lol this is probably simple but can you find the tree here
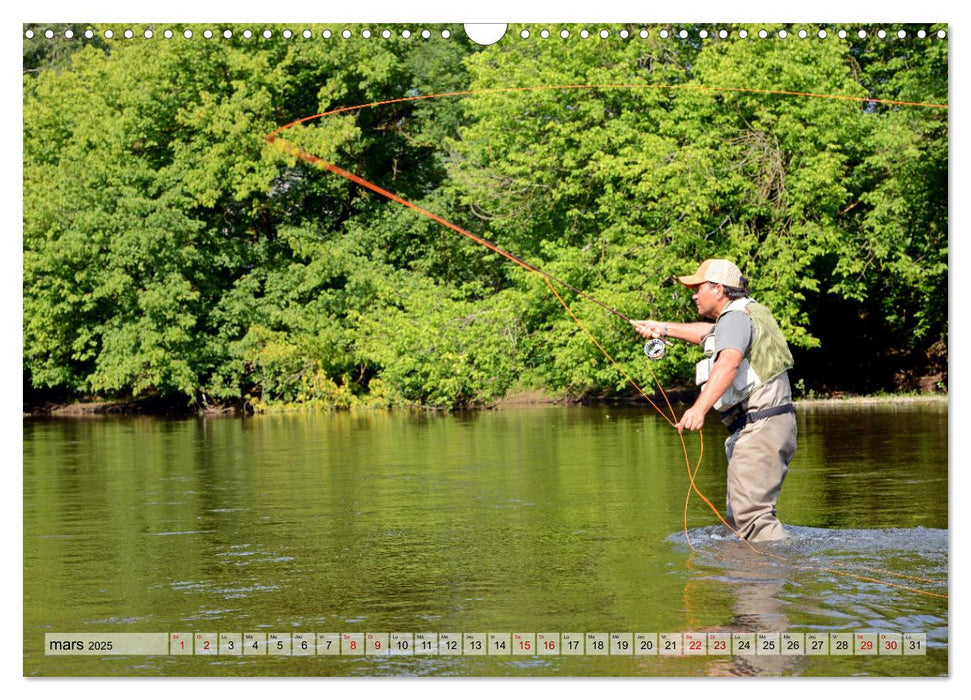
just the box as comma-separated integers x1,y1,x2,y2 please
23,24,948,409
447,23,948,397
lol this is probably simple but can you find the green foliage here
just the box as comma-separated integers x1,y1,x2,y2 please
448,24,947,396
351,272,528,408
23,24,948,409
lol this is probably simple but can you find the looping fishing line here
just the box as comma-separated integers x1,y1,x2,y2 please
266,83,947,601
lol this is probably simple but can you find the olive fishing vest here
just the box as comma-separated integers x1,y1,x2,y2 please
695,298,794,412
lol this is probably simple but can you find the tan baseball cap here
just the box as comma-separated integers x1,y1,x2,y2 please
678,259,744,287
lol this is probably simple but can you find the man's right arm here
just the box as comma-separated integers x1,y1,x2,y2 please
631,320,715,346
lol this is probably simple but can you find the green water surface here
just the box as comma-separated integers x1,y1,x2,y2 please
23,402,948,677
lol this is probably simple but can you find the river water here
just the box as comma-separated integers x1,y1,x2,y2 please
23,401,948,677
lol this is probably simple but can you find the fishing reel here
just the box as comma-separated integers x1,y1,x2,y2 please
644,338,668,361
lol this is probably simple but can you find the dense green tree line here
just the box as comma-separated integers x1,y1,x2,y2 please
23,23,948,410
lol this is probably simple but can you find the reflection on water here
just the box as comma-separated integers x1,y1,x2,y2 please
23,402,948,676
670,524,948,676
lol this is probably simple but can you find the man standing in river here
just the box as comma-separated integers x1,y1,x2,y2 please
631,259,797,542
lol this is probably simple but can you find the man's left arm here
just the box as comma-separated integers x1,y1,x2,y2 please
675,349,743,433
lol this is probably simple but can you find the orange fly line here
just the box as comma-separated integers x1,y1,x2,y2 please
265,83,948,601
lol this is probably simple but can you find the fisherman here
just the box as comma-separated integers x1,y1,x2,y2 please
632,259,797,542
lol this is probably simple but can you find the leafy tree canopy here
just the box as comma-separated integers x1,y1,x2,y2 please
23,24,948,409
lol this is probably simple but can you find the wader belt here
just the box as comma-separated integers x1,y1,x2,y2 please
723,403,795,436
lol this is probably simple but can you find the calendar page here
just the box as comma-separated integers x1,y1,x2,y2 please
20,2,951,687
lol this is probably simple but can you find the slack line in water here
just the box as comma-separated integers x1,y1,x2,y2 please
265,84,947,601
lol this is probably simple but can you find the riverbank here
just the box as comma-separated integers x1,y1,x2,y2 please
491,387,949,409
795,393,947,407
24,397,244,418
26,390,947,417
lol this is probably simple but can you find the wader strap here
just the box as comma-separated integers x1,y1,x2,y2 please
724,403,795,435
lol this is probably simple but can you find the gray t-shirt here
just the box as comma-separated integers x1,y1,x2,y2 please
713,311,753,359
